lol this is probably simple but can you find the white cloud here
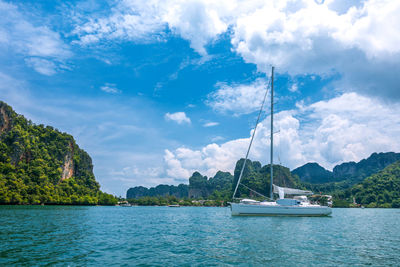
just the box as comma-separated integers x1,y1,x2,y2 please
165,112,191,124
72,1,166,45
72,0,400,100
203,121,219,127
207,78,269,115
25,58,57,76
0,1,71,75
72,0,232,55
164,149,192,179
100,83,121,94
211,136,224,142
161,0,231,55
289,83,298,92
163,92,400,181
230,0,400,98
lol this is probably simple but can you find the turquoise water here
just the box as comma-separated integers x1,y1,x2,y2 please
1,206,400,266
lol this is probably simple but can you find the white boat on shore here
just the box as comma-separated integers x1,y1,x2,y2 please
230,67,331,217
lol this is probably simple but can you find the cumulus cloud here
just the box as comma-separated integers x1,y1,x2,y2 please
0,1,71,75
163,92,400,181
161,0,231,55
164,138,249,179
72,0,232,55
164,149,192,179
165,112,191,124
207,78,269,115
73,0,400,100
230,0,400,99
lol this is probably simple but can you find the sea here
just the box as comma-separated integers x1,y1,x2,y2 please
1,206,399,266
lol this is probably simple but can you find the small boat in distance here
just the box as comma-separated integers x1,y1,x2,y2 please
118,201,132,207
168,204,180,207
230,66,331,216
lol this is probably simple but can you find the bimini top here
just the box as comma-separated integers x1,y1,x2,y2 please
273,184,313,199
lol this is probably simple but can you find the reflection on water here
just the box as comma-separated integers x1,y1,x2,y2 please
1,206,399,266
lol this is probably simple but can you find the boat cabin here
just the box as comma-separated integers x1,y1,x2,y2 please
276,199,301,206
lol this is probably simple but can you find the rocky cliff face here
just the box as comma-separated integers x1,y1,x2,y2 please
332,162,357,179
332,152,400,182
0,104,11,133
188,172,210,198
292,162,333,183
293,152,400,184
61,142,74,180
233,158,301,198
0,101,114,205
0,101,81,183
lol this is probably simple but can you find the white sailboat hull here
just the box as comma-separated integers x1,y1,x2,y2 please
230,203,332,216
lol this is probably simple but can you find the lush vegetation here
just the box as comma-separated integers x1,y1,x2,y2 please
292,162,333,183
349,161,400,208
293,153,400,207
127,156,400,208
189,170,233,198
0,101,117,205
127,184,188,199
127,170,233,200
126,158,303,205
293,152,400,185
332,152,400,183
232,158,302,199
127,195,226,207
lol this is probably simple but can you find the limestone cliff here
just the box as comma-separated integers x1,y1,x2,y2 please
61,142,74,180
0,104,11,133
0,100,116,205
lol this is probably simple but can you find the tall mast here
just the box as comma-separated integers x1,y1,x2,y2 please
270,66,274,200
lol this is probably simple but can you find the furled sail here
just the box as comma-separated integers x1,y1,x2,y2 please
273,184,313,199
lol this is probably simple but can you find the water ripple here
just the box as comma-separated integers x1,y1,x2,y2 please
1,206,400,266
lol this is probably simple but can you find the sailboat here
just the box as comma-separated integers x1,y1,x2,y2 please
230,67,332,216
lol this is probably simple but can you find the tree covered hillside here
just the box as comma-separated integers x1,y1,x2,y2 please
0,101,117,205
127,184,188,199
293,152,400,186
127,170,233,199
233,158,302,199
350,161,400,208
292,162,333,184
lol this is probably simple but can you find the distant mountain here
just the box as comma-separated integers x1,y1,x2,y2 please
126,152,400,203
351,160,400,208
126,184,188,199
233,158,301,199
126,158,303,200
292,163,333,184
0,101,117,205
126,170,233,199
333,152,400,183
293,152,400,185
189,170,233,198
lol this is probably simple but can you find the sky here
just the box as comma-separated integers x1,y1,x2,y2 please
1,0,400,196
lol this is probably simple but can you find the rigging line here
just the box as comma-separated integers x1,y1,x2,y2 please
232,78,271,199
277,127,285,187
240,182,269,199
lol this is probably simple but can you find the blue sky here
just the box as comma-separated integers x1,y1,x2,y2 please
1,0,400,196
